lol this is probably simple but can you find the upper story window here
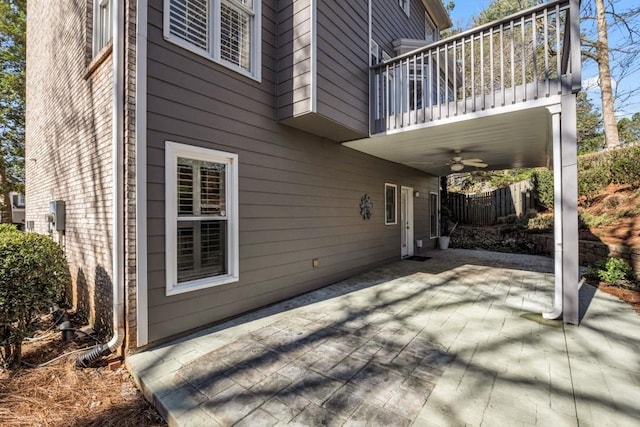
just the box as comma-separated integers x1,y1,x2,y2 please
370,39,380,65
165,142,239,295
165,0,262,80
425,12,437,43
399,0,410,17
93,0,112,56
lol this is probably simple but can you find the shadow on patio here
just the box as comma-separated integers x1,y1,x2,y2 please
127,249,640,426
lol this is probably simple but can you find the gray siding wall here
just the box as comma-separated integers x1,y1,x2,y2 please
146,0,438,344
276,0,312,120
373,0,428,56
315,1,369,136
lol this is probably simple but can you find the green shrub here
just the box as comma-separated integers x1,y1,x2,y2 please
578,165,611,201
597,257,635,288
0,232,70,368
527,215,554,233
579,211,616,228
532,168,554,210
0,224,19,234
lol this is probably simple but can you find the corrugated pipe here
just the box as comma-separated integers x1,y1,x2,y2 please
77,0,125,368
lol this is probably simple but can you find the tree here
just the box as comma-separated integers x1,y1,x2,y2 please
581,0,640,148
617,113,640,145
577,92,605,154
0,0,25,222
467,0,640,150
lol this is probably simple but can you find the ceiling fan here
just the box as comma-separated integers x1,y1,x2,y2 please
448,150,488,172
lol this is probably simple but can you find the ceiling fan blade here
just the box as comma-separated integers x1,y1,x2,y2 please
463,161,488,168
461,158,484,164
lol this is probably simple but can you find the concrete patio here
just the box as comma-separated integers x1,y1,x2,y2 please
127,249,640,426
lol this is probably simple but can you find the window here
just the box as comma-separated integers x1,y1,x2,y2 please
165,0,262,79
93,0,112,56
11,193,25,209
165,142,239,295
430,192,439,238
399,0,410,17
425,12,437,43
370,39,380,66
385,184,397,225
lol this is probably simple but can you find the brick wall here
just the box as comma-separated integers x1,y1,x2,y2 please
124,1,138,350
25,0,136,340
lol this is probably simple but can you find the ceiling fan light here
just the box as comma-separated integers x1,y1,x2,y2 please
450,163,464,172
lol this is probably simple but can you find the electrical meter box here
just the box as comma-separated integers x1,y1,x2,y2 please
49,200,66,232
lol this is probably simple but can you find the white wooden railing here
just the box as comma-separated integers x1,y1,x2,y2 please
370,0,581,134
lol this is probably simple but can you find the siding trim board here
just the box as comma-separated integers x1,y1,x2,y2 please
135,0,149,347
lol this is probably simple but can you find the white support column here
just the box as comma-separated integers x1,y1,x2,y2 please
543,96,579,324
561,94,579,324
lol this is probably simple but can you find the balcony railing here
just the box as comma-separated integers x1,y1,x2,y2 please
370,0,581,134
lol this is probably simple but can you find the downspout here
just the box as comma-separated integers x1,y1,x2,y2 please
543,105,563,320
77,0,125,366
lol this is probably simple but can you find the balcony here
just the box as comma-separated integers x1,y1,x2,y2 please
370,0,579,135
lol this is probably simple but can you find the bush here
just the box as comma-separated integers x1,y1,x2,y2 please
0,223,19,234
0,232,70,368
596,258,636,288
532,168,554,211
527,214,554,233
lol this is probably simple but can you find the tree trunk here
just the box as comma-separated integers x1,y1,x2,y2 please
595,0,620,149
0,163,11,224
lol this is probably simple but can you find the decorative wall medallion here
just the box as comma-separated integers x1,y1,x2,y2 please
360,194,373,220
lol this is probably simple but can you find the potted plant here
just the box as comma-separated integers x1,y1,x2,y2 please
438,219,458,250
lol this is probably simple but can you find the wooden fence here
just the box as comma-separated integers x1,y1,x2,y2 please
448,180,536,226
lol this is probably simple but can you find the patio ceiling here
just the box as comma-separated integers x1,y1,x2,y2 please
343,106,553,177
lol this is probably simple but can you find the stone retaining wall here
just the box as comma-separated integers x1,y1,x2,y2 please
530,234,640,274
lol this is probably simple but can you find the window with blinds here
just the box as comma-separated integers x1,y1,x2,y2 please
165,0,261,78
176,158,227,283
168,0,209,51
166,142,239,295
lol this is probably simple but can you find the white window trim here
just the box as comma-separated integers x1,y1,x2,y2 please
93,0,112,57
165,141,239,296
370,39,379,65
425,11,437,43
385,183,398,225
163,0,262,81
399,0,410,17
430,191,440,238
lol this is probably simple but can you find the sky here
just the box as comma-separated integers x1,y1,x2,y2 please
448,0,640,118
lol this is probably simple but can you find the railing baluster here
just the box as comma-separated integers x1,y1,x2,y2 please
421,51,425,123
462,36,466,114
437,45,441,120
532,12,538,99
471,35,475,111
556,4,561,93
453,39,458,116
521,15,526,101
511,20,515,104
445,42,449,117
500,23,505,106
480,31,485,110
428,49,433,121
490,27,495,108
544,8,549,96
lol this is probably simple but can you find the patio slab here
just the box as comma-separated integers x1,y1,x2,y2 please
127,249,640,426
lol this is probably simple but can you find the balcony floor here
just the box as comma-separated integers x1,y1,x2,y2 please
344,104,556,176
